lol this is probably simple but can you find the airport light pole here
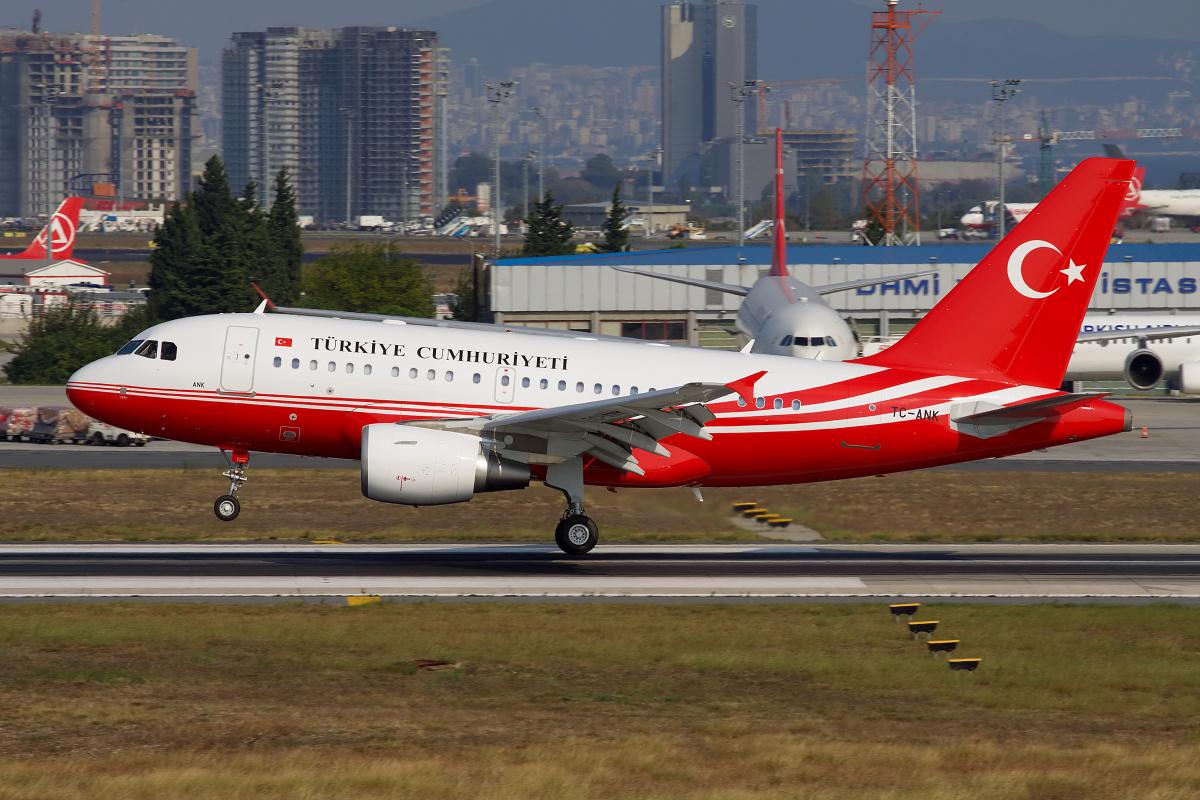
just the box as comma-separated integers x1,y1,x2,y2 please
729,79,761,248
487,81,516,257
523,150,536,220
642,147,660,238
340,107,354,225
991,79,1022,240
532,106,548,203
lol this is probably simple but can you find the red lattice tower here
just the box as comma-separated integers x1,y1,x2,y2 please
861,1,938,245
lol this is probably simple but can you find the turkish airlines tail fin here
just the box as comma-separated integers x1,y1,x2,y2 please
1119,166,1145,218
2,198,84,260
855,157,1135,388
768,128,788,278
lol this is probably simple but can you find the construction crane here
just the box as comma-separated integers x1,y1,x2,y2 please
755,78,857,133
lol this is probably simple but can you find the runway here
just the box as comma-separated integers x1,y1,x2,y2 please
3,543,1200,603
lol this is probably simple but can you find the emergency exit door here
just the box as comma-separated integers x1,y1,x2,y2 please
220,326,259,393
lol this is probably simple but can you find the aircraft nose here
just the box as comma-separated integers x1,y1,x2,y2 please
66,357,116,415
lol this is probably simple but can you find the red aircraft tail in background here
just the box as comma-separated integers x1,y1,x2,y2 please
767,128,788,279
856,157,1135,388
1118,166,1147,218
0,198,84,261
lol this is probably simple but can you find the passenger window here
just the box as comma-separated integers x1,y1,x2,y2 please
133,340,158,359
791,400,800,411
346,363,354,374
773,397,782,409
576,382,584,392
116,339,144,355
310,360,318,370
363,364,372,375
445,371,454,382
558,380,566,391
756,397,766,409
631,386,638,394
427,370,436,380
409,368,418,379
161,341,178,361
593,383,602,394
539,378,548,389
612,385,620,396
473,373,481,384
327,361,335,372
794,336,808,346
391,366,400,377
291,358,299,369
780,335,792,347
501,375,510,386
737,396,747,407
521,377,530,388
273,357,282,368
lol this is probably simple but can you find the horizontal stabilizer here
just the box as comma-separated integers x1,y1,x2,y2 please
1076,326,1200,345
813,270,937,296
609,265,750,296
951,392,1108,439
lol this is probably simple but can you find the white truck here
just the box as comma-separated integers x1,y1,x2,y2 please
87,421,150,447
355,215,387,231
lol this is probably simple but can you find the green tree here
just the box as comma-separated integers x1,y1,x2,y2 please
192,155,237,237
581,153,619,191
299,241,434,318
521,191,575,257
267,167,304,306
448,267,478,322
598,182,629,253
240,180,275,309
147,199,203,321
3,303,153,385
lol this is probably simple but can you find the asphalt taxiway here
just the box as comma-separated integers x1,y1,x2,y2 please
3,543,1200,603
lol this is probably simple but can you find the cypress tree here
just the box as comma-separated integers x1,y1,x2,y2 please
192,155,237,237
521,191,576,257
148,198,203,321
268,167,304,305
598,182,629,253
241,180,276,309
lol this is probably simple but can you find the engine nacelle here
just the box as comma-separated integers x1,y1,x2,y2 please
1180,361,1200,394
361,423,530,506
1124,349,1164,391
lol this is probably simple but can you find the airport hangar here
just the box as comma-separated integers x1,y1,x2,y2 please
490,243,1200,347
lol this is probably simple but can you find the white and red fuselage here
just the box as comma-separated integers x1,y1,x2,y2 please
66,312,1129,489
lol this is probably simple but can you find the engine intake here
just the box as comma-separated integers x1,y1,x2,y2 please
1124,349,1163,391
361,423,530,506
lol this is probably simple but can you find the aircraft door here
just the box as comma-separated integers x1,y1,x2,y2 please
220,326,260,393
494,367,515,404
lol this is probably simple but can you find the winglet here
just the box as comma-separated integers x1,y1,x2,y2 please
250,282,276,309
725,370,767,404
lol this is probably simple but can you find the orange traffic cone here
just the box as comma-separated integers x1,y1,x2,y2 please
1141,426,1149,438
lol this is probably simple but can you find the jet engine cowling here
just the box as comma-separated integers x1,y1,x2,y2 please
361,423,530,506
1124,349,1164,391
1180,361,1200,394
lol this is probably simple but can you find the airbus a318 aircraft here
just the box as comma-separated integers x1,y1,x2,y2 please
611,131,930,359
68,158,1134,554
0,198,84,261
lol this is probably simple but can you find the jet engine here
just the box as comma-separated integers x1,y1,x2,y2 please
1124,349,1164,391
1180,361,1200,394
361,423,530,506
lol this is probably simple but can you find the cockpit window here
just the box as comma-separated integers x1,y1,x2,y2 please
780,335,792,347
116,339,144,355
794,336,809,347
133,340,158,359
161,341,177,361
825,336,836,347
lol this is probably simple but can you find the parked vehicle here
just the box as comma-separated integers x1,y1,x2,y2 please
25,407,91,444
86,420,149,447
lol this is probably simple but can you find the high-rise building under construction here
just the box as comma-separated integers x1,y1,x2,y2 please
0,29,196,218
223,26,442,223
661,0,757,188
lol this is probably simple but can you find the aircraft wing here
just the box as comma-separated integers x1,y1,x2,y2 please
608,265,751,296
268,305,638,346
1076,326,1200,345
429,372,764,475
812,270,937,296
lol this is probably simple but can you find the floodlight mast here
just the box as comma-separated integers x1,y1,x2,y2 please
487,81,517,257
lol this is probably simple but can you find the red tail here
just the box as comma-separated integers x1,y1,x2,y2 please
1118,166,1145,218
768,128,788,278
856,158,1135,388
0,198,83,261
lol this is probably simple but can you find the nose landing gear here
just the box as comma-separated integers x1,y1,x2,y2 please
214,448,250,522
546,458,599,555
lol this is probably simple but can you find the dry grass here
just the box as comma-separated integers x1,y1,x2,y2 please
1,468,1199,543
0,602,1197,798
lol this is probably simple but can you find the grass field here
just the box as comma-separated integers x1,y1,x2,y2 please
1,467,1198,543
0,602,1197,798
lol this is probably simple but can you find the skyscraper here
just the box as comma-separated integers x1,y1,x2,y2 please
661,0,757,189
223,26,439,222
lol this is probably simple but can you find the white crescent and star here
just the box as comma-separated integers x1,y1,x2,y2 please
1006,239,1087,299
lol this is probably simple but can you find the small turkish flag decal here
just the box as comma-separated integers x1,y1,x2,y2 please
275,337,292,347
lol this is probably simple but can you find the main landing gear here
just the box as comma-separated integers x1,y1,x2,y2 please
214,448,250,522
546,458,599,555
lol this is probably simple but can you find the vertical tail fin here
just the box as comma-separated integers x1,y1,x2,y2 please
10,198,83,260
1119,166,1145,218
856,158,1135,388
768,128,788,278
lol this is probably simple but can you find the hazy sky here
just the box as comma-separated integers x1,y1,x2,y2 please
3,0,1199,65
